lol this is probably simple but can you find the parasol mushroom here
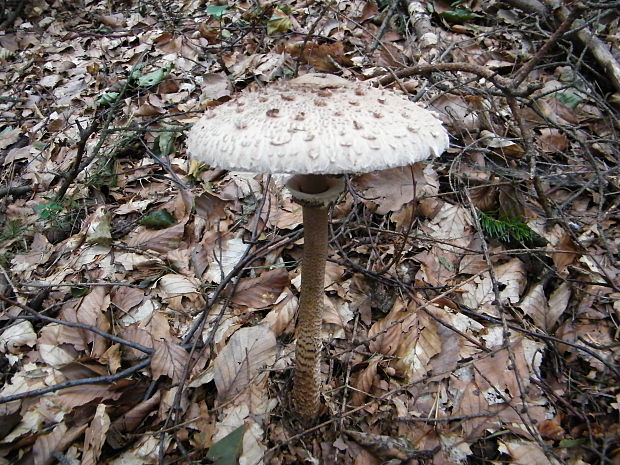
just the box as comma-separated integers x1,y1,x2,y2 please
186,73,449,422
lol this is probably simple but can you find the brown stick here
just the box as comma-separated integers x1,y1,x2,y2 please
292,205,328,421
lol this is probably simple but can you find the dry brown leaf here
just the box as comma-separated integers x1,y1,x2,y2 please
38,324,78,367
75,286,110,331
284,41,353,72
56,384,122,410
157,274,203,312
499,440,561,465
350,356,382,406
100,343,122,374
539,128,568,153
553,231,579,273
232,268,289,308
0,320,36,356
107,391,161,449
152,340,190,383
353,165,439,214
127,222,186,253
538,417,566,440
111,286,145,313
368,298,408,356
393,307,442,382
204,235,248,284
414,248,459,288
118,325,154,359
195,190,229,221
459,258,527,316
11,233,54,275
260,289,298,336
81,403,111,465
213,325,276,403
519,283,551,330
33,423,87,465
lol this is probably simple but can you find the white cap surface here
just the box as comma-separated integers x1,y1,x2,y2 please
186,74,449,175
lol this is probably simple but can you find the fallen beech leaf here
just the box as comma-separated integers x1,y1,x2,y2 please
152,340,189,383
33,423,88,465
81,403,111,465
284,41,353,72
107,391,161,449
232,268,289,308
0,320,36,355
354,165,439,214
128,222,186,253
213,325,276,402
350,356,381,406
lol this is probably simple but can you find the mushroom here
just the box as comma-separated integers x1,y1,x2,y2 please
186,73,449,422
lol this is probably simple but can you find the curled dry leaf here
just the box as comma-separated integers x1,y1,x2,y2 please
350,356,382,406
204,235,248,284
81,403,111,465
33,423,88,465
0,320,36,355
107,391,162,449
111,286,145,313
393,307,442,382
260,289,298,336
368,298,408,356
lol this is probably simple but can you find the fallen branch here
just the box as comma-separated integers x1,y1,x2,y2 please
546,0,620,92
0,185,32,198
376,62,541,97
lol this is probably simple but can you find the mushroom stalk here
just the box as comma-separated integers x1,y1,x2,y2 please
292,205,328,420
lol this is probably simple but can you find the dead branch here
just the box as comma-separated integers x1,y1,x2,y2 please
545,0,620,92
376,62,542,97
0,184,32,198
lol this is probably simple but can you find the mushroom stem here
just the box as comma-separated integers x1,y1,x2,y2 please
292,204,329,421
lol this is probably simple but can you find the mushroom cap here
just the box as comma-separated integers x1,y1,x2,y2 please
186,74,449,175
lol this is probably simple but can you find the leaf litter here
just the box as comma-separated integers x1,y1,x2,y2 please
0,0,619,464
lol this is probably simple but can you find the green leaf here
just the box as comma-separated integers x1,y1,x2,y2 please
154,131,177,157
438,256,454,271
96,92,120,107
559,438,586,448
34,202,63,220
267,13,292,35
71,287,90,297
555,91,584,109
136,63,173,87
206,5,229,20
139,209,176,229
206,425,245,465
440,7,483,23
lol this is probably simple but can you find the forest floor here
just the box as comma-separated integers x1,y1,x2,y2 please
0,0,619,464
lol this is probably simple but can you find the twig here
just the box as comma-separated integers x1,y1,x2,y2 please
376,62,541,97
0,294,153,354
0,357,151,404
0,185,32,198
369,0,401,53
513,5,582,86
457,305,620,380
